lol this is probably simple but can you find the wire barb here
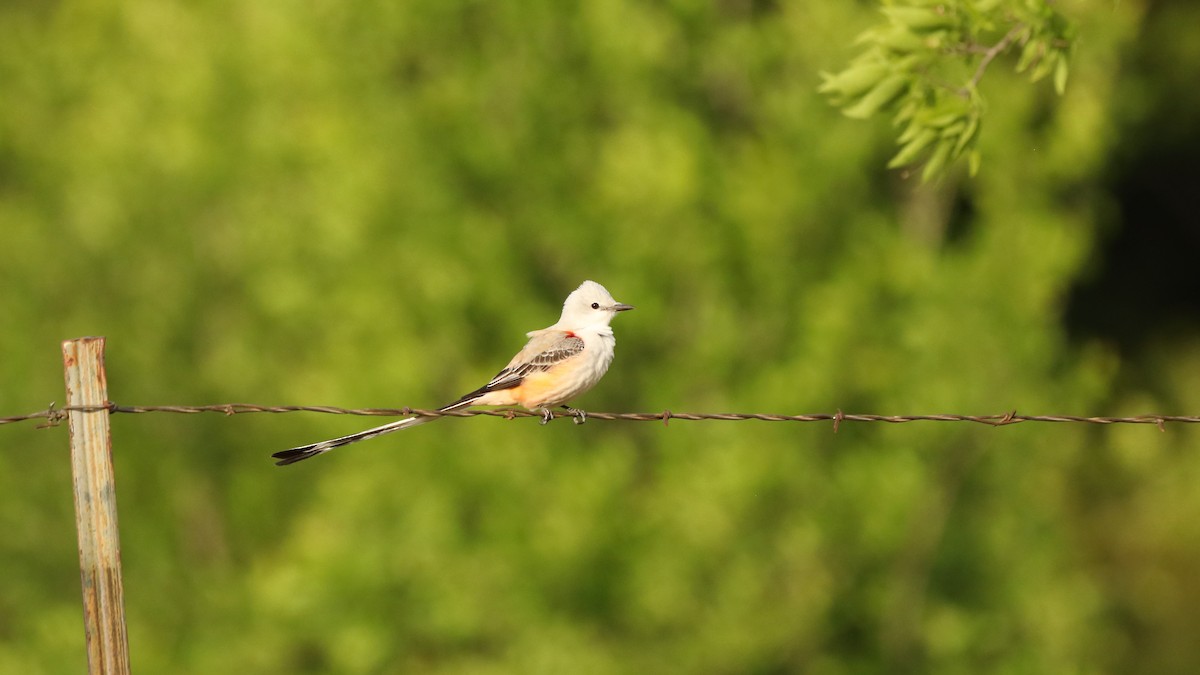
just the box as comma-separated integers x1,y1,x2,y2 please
4,402,1200,428
34,402,65,429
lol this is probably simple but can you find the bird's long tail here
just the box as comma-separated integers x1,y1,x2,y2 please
272,397,477,466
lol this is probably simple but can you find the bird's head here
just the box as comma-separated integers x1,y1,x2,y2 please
557,280,633,328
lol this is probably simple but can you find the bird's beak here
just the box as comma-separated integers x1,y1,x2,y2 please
611,303,634,312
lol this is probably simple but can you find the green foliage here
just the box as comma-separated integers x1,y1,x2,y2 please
820,0,1076,181
1,1,1196,674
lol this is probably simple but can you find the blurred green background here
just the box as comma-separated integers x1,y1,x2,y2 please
3,1,1199,673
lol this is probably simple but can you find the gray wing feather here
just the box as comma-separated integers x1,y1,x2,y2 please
487,334,585,388
445,332,585,405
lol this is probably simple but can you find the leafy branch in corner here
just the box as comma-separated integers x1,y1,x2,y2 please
819,0,1076,182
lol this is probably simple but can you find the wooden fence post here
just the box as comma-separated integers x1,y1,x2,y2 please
62,337,131,674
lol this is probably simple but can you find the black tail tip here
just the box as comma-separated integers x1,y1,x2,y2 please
272,446,321,466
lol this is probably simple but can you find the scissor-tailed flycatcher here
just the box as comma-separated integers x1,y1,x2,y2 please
272,280,633,465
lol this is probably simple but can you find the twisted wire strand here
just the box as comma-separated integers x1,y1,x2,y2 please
2,402,1194,430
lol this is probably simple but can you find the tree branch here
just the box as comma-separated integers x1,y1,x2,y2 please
961,25,1026,96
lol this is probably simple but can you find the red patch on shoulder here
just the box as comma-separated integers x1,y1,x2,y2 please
564,330,577,338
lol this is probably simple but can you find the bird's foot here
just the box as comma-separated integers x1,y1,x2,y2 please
539,407,554,425
562,405,587,425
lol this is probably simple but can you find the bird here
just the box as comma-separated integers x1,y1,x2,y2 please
272,280,633,465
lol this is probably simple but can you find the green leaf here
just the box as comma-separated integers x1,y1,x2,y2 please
842,74,909,119
951,114,981,157
1016,38,1042,74
875,25,925,53
939,121,967,138
1029,52,1055,82
818,62,891,99
881,6,957,32
894,98,921,125
888,127,938,168
1053,53,1069,94
921,138,953,182
897,118,923,143
926,111,966,128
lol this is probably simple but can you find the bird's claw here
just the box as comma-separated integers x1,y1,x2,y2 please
539,408,553,425
563,405,587,425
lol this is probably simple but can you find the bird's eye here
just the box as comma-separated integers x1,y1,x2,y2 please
590,302,600,309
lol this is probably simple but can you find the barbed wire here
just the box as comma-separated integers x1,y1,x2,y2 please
2,402,1196,431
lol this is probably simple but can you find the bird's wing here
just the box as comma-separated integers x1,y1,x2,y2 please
489,329,586,388
440,330,585,408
